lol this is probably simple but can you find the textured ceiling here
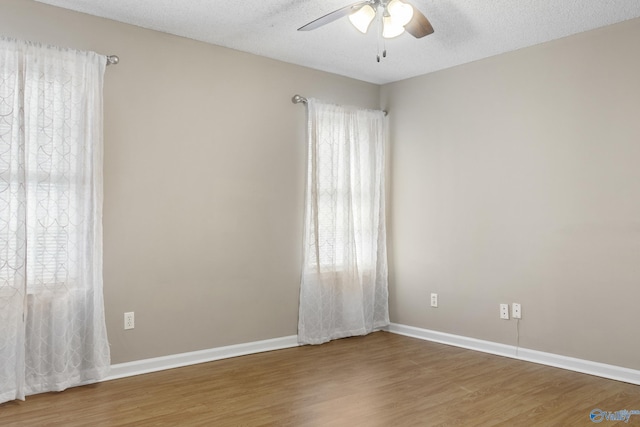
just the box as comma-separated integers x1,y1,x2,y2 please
35,0,640,84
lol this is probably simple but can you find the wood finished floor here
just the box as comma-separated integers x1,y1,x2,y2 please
1,332,639,426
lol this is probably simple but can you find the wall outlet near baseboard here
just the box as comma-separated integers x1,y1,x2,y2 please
512,303,521,319
430,293,438,308
500,304,509,320
124,312,135,330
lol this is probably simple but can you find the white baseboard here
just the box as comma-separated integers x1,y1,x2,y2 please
386,323,640,386
103,326,640,387
104,335,299,381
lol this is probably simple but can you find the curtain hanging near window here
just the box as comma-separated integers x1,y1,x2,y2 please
0,38,110,403
298,98,389,345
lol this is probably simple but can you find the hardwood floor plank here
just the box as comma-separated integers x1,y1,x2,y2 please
1,332,639,426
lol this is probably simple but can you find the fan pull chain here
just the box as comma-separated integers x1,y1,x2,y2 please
376,7,380,62
376,11,381,62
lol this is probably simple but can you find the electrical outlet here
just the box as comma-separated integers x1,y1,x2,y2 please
430,293,438,308
512,303,521,319
500,304,509,320
124,312,135,330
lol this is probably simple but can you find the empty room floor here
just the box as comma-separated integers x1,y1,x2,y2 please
1,332,638,426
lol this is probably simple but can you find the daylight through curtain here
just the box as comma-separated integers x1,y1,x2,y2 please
0,38,110,403
298,98,389,345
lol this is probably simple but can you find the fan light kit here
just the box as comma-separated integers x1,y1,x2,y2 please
298,0,434,61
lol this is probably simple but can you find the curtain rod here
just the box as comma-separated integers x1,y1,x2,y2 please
106,55,119,66
292,94,388,116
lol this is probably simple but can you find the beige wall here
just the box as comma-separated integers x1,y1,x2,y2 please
382,18,640,370
1,0,379,363
3,0,639,372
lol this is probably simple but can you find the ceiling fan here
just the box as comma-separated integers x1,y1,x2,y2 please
298,0,434,60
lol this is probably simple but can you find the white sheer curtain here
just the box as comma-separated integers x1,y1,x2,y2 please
298,98,389,345
0,38,110,404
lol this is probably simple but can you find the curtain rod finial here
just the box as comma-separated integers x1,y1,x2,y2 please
292,94,307,105
107,55,119,65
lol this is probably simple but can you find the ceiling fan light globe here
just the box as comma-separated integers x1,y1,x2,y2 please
383,15,405,38
349,5,376,33
387,0,414,27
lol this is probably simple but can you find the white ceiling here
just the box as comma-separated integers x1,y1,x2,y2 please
35,0,640,84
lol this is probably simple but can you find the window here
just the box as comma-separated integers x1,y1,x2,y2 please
298,98,389,345
0,38,110,404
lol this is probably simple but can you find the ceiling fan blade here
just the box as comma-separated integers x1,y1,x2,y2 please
298,1,370,31
404,4,434,38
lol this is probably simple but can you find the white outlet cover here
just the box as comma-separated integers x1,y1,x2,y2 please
500,304,509,320
124,312,135,330
512,303,522,319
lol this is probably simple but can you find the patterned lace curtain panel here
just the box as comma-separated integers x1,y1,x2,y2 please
0,38,110,404
298,98,389,345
